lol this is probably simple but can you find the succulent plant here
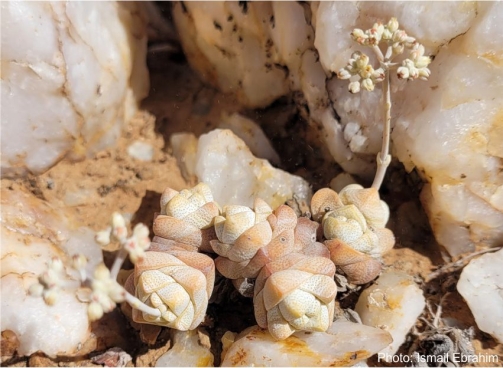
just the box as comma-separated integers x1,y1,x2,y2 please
311,185,395,284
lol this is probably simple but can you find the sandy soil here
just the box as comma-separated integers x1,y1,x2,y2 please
2,49,501,368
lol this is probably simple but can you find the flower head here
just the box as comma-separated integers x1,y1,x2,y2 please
88,263,126,321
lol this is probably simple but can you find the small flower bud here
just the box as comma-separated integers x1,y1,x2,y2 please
41,269,59,287
43,289,59,305
368,23,384,44
361,78,375,91
387,17,399,33
337,68,352,80
348,81,361,93
397,66,410,79
415,56,431,69
382,29,393,40
72,254,88,271
351,28,367,44
350,51,362,60
108,285,126,303
50,257,64,273
112,213,127,241
133,224,150,250
88,301,104,321
28,283,44,297
112,212,126,229
360,65,374,79
95,228,111,246
392,42,405,55
418,68,431,80
94,263,111,281
404,37,417,48
372,68,386,82
356,53,370,69
393,30,408,43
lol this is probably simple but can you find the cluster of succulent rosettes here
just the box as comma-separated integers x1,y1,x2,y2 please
211,201,337,340
311,184,395,285
125,183,217,330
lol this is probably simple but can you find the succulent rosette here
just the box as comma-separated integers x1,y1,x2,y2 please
153,182,220,252
210,198,274,279
124,243,214,330
125,183,219,331
253,217,336,340
311,184,395,284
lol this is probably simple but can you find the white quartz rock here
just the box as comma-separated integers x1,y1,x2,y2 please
127,141,154,162
172,2,289,108
1,1,149,178
457,249,503,343
195,129,311,209
221,322,392,366
0,189,103,357
170,133,199,182
355,271,426,357
218,113,280,165
155,330,214,367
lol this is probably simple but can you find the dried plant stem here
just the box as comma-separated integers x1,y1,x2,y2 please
372,70,392,190
426,247,502,282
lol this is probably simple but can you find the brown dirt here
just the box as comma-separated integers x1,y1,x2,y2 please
2,54,502,368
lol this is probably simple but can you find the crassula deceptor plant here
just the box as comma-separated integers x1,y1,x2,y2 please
212,202,337,340
125,183,218,330
311,185,394,284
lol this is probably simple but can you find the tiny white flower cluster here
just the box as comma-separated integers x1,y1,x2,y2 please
351,18,415,50
30,212,153,323
96,212,151,263
28,257,66,305
86,264,126,321
397,44,431,81
337,52,385,93
337,17,432,93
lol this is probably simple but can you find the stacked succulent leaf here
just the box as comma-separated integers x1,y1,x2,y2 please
125,183,217,330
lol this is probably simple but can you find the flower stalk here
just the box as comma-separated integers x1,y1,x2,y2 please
337,17,432,190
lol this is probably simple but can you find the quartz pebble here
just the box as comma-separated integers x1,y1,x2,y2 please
127,141,154,162
355,271,426,357
170,133,199,181
457,249,503,343
195,129,311,209
155,330,214,367
1,1,149,177
218,113,280,165
221,322,392,367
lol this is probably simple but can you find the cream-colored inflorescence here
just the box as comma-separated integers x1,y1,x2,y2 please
311,184,395,284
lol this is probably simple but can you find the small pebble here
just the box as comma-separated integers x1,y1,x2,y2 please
127,141,154,162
